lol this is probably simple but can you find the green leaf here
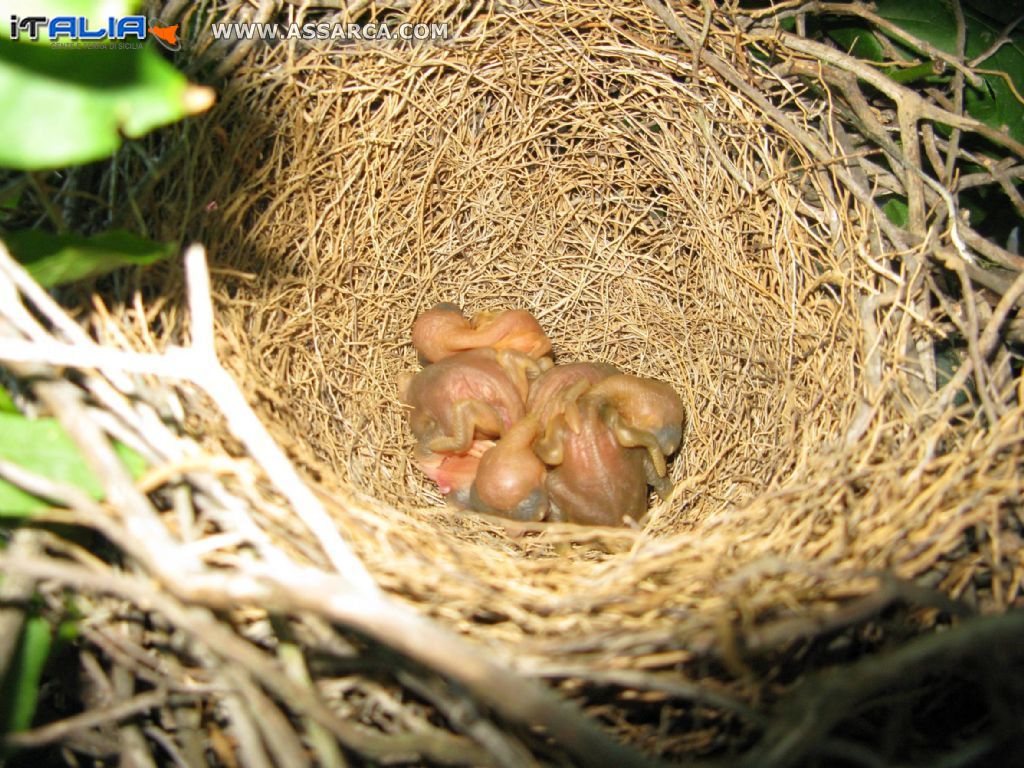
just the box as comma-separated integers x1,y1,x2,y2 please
0,386,16,414
57,617,81,643
4,229,175,287
872,0,1024,145
882,197,909,227
0,615,52,736
828,26,885,63
0,38,213,170
873,0,959,53
886,60,944,85
935,343,970,408
0,412,148,517
57,593,83,643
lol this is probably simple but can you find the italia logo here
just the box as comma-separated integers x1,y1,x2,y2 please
8,15,182,50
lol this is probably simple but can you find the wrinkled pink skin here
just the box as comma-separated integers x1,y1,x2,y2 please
414,439,495,497
526,361,619,427
398,349,533,454
412,303,552,363
535,400,649,527
470,415,548,521
404,307,685,524
584,374,686,483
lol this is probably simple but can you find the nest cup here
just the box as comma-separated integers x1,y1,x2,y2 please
182,9,856,516
107,0,1021,757
168,3,859,630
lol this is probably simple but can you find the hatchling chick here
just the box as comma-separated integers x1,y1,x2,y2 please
526,361,619,426
533,397,649,527
468,414,548,521
412,303,553,363
398,348,546,453
583,374,685,497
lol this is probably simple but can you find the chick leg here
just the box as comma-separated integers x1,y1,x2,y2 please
495,349,546,401
642,455,673,499
599,404,667,477
533,415,567,466
427,399,505,453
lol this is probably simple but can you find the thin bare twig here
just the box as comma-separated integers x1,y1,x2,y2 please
0,241,378,594
931,271,1024,413
3,689,176,749
0,552,665,768
738,611,1024,768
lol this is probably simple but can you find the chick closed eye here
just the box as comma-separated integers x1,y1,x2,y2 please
586,374,686,477
411,303,473,364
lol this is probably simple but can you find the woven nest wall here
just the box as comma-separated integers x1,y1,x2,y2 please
139,0,1018,746
169,6,875,626
156,4,1007,621
6,0,1024,764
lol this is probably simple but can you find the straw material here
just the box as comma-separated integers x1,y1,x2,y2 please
2,0,1022,763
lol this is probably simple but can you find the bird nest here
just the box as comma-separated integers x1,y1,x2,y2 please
2,0,1023,765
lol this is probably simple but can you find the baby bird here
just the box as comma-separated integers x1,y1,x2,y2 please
585,374,685,482
398,348,541,454
526,361,619,427
534,399,649,526
402,306,685,526
412,303,552,363
469,415,548,521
